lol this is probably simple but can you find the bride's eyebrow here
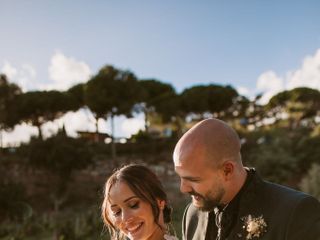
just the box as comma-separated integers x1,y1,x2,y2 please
110,196,138,208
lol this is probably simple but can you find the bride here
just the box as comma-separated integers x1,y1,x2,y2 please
102,164,178,240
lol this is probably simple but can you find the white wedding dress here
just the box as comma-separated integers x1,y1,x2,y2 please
164,234,179,240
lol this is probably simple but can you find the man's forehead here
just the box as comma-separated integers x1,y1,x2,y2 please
174,140,207,165
175,164,208,182
173,147,183,166
174,156,204,172
174,165,191,177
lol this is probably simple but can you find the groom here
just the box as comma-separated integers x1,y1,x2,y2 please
173,118,320,240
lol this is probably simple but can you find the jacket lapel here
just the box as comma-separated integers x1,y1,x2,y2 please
197,211,209,240
228,171,265,239
185,204,209,240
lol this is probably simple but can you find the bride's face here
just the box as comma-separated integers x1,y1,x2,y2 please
108,181,162,240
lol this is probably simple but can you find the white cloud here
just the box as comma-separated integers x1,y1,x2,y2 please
1,109,146,147
286,49,320,90
61,108,97,136
256,71,284,104
19,64,38,90
90,113,145,138
121,116,145,137
1,61,17,79
257,71,284,91
1,52,91,91
236,86,257,100
0,61,37,91
1,123,38,147
47,51,91,90
255,49,320,104
22,64,37,79
237,86,250,96
41,108,98,138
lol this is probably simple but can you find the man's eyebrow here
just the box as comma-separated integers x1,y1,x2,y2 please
110,196,138,208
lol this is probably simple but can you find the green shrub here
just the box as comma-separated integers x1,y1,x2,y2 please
299,164,320,200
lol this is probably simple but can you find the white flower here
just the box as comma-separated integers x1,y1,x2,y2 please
247,220,259,233
242,214,267,239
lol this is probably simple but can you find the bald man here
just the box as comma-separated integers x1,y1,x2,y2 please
173,118,320,240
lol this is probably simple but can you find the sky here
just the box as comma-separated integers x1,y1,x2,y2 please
1,0,320,146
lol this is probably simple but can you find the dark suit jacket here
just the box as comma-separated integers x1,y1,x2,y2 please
182,170,320,240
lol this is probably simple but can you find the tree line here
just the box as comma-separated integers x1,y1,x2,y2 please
1,64,320,145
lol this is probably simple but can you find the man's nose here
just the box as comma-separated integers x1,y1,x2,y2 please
180,179,192,193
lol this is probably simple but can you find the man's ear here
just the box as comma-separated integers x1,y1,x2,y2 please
222,161,234,180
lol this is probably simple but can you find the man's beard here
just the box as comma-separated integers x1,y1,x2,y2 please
189,188,225,212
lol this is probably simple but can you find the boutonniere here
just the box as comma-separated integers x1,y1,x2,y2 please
241,214,267,239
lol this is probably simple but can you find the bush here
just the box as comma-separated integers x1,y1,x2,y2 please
296,135,320,173
0,180,31,223
241,128,299,185
27,133,93,177
299,164,320,200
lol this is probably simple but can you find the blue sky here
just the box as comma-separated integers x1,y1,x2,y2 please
1,1,320,145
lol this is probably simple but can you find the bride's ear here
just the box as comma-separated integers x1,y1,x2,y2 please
157,199,166,210
157,199,166,227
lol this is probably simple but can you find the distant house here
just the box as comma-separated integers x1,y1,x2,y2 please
77,131,111,143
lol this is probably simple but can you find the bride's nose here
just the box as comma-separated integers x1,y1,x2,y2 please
120,210,135,226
